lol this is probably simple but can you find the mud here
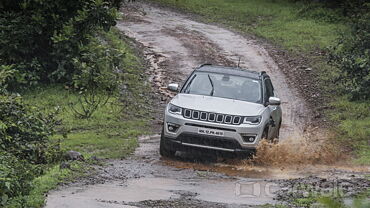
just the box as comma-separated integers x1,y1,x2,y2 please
249,128,346,167
46,134,369,208
45,3,369,208
46,135,279,207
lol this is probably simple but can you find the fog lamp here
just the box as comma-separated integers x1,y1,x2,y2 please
242,135,256,143
167,123,180,133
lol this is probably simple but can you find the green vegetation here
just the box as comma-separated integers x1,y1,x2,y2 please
279,182,370,208
319,194,370,208
22,29,152,161
329,3,370,100
150,0,370,164
0,0,120,87
0,0,151,205
1,29,151,207
151,0,346,53
6,162,88,208
0,152,35,206
0,0,152,204
329,99,370,165
23,85,147,159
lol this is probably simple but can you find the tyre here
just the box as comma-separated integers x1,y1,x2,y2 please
275,120,281,142
159,128,176,158
261,126,268,140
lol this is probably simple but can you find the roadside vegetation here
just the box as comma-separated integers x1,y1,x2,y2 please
0,0,151,207
149,0,370,164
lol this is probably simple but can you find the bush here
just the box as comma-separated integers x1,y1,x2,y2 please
296,2,343,23
329,2,370,100
0,93,61,164
69,36,122,118
0,152,36,206
0,0,121,88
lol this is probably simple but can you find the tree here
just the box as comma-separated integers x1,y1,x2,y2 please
0,0,120,87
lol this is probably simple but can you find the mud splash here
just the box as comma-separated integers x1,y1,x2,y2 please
250,130,345,167
160,127,368,179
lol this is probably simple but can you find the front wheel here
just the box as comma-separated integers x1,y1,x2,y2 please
261,126,277,143
159,128,175,158
273,120,281,143
261,126,268,140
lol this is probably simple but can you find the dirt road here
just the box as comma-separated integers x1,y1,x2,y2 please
119,3,310,139
45,3,369,208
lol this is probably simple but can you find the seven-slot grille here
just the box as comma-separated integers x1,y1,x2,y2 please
183,109,243,125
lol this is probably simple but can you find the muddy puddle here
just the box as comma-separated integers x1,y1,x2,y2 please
46,134,369,208
46,135,280,207
47,177,278,207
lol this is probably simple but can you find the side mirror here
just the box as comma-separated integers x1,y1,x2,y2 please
268,97,281,105
167,83,179,92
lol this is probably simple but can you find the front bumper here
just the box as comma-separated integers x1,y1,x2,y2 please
164,111,265,152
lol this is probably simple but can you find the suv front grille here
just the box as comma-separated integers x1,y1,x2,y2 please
183,108,243,125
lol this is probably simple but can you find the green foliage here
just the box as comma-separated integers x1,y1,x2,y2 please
23,29,151,159
0,0,119,88
319,197,345,208
296,2,344,23
0,70,61,164
319,196,370,208
19,162,86,208
103,29,151,115
0,94,61,164
1,29,149,208
329,3,370,100
0,152,36,206
0,65,16,92
329,98,370,164
70,37,122,118
292,196,317,207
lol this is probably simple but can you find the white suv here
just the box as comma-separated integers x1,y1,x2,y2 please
160,64,282,157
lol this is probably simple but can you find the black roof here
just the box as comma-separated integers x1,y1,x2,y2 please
195,64,265,79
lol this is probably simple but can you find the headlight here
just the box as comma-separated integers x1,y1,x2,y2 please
243,116,261,125
168,103,182,115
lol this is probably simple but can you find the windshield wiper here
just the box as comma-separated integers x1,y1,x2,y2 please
184,74,197,93
208,74,215,96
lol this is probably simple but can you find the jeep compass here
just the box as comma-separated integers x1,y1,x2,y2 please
160,64,282,157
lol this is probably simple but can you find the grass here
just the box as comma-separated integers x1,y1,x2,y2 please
329,99,370,165
9,28,152,207
23,86,148,159
7,162,90,208
150,0,347,53
150,0,369,165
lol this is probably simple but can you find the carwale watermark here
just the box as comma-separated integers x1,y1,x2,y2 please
235,179,351,198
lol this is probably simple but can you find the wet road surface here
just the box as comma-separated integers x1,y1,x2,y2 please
46,135,280,207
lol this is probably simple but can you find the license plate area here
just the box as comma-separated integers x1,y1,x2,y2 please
198,128,224,137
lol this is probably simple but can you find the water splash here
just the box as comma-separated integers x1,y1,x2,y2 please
248,130,346,167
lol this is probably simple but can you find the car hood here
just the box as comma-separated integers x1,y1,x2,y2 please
170,94,265,116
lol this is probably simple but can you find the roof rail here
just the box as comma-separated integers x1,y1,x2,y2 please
198,63,212,68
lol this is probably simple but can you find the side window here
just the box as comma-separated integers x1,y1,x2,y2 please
264,79,274,102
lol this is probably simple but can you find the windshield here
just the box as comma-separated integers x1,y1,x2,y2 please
182,72,262,103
